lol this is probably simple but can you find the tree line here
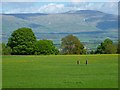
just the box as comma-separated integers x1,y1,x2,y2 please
1,27,120,55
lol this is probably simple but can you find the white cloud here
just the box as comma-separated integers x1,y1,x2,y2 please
100,2,118,15
71,0,119,2
2,0,119,2
3,2,118,15
2,0,37,2
38,3,65,13
71,0,81,2
4,3,66,14
69,2,118,15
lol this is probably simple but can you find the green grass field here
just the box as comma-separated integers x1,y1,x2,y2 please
2,54,118,88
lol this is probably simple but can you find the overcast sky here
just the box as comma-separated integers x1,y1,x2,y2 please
1,0,119,15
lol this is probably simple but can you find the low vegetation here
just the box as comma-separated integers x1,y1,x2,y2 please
2,55,118,88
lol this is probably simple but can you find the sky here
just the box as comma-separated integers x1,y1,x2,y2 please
1,0,119,15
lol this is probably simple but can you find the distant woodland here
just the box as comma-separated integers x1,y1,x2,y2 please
1,27,119,55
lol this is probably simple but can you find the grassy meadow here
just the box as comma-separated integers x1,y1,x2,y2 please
2,54,118,88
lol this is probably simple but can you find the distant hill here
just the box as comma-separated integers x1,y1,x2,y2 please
1,10,118,49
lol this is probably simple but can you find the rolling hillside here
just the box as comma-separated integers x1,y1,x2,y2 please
1,10,118,50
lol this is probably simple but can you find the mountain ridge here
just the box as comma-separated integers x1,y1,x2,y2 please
2,10,118,16
1,10,118,49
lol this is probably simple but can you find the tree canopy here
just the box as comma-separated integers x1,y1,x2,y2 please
35,40,59,55
0,43,11,55
2,27,118,55
7,27,36,55
117,40,120,54
61,34,86,54
95,38,117,54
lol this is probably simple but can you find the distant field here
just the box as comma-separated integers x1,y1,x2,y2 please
2,54,118,88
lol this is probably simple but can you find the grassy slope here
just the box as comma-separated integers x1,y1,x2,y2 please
2,54,118,88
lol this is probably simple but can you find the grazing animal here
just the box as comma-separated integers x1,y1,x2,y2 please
77,60,80,64
86,60,88,65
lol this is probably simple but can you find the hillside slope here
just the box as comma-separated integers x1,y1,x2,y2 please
1,10,118,49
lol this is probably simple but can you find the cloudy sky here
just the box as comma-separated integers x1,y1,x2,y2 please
1,0,119,15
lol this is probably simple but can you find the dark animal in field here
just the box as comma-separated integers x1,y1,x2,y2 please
77,60,80,64
86,60,88,65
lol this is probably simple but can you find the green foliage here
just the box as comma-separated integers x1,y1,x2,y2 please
0,43,1,55
90,50,95,54
95,38,117,54
117,40,120,54
1,43,11,55
35,40,59,55
61,35,86,54
104,44,117,54
7,27,36,55
5,27,118,55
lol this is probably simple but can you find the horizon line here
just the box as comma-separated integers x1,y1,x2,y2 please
1,9,118,15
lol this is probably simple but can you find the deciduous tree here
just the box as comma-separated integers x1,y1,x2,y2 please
7,27,36,55
35,40,59,55
95,38,117,54
1,43,11,55
61,34,86,54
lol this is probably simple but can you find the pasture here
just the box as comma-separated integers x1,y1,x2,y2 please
2,54,118,88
